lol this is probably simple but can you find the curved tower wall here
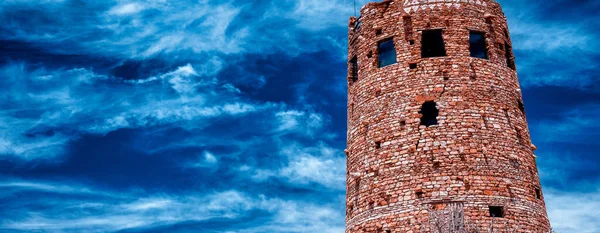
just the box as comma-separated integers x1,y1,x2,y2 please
345,0,551,232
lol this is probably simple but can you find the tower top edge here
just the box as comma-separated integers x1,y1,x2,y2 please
356,0,499,17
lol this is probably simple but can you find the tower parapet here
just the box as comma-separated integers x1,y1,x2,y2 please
346,0,550,232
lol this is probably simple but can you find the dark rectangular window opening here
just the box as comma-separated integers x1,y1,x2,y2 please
376,29,383,36
378,38,397,68
375,141,382,149
470,31,489,59
420,101,439,127
421,30,447,58
489,206,504,218
409,63,417,69
350,56,358,83
535,188,542,199
518,100,525,114
505,42,516,70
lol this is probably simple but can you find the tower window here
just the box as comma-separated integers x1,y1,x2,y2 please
489,206,504,218
518,100,525,114
350,56,358,83
403,16,413,42
505,42,516,70
420,101,439,127
535,188,542,199
378,38,397,68
421,30,447,58
375,141,381,149
469,31,488,59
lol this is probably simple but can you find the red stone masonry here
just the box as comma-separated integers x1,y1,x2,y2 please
345,0,551,232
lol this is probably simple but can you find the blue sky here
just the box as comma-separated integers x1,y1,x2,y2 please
0,0,599,232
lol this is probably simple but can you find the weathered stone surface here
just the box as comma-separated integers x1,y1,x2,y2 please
346,0,551,232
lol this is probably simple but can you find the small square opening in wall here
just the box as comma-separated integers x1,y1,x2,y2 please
409,63,417,69
416,190,424,198
376,29,383,36
489,206,504,218
375,141,382,149
421,30,447,58
409,40,415,45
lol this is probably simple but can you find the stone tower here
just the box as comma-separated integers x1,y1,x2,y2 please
345,0,551,232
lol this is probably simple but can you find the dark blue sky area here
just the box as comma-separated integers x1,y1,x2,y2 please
0,0,599,232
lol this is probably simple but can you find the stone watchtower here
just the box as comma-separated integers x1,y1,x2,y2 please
345,0,551,232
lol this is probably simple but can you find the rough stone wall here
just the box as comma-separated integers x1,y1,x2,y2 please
345,0,551,232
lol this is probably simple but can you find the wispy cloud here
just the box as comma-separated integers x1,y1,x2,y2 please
545,189,600,233
244,142,345,190
0,180,344,233
499,0,600,89
0,62,272,160
531,104,600,145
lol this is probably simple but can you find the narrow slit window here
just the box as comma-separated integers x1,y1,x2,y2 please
350,56,358,83
518,100,525,114
505,42,516,70
420,101,439,127
403,16,413,41
421,30,447,58
470,31,488,59
535,188,542,199
378,38,397,68
489,206,504,218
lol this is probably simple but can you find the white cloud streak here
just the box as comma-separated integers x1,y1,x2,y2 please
545,189,600,233
0,62,273,160
0,180,344,233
